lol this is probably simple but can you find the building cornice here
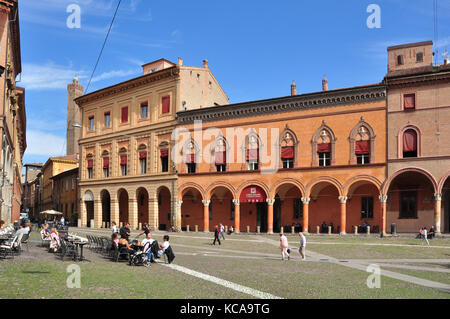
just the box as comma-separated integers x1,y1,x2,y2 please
75,66,180,106
384,69,450,88
177,84,386,125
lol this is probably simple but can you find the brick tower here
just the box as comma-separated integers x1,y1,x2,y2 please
66,77,83,155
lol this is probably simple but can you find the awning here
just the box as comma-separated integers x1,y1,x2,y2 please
215,151,226,165
355,140,370,155
239,186,267,203
317,143,331,153
281,146,294,159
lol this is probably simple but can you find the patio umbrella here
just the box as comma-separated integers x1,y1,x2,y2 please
39,210,63,216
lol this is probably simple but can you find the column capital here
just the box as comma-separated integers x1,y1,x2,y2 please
266,198,275,205
202,200,211,206
301,197,311,204
176,200,183,207
378,195,388,203
434,193,442,201
232,199,240,206
338,196,348,204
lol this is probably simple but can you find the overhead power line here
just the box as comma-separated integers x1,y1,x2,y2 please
84,0,122,94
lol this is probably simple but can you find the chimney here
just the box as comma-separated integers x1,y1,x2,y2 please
291,80,297,96
322,75,328,91
445,58,449,65
203,59,209,69
177,57,183,66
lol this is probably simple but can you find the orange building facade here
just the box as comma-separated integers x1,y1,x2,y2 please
175,83,388,234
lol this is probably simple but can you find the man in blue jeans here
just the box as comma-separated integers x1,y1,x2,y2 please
142,232,155,261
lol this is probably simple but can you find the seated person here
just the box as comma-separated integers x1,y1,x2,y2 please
15,222,31,236
141,233,156,262
428,226,435,239
157,235,171,257
43,224,51,238
227,226,234,235
118,236,134,255
49,228,61,252
111,233,119,249
363,220,371,228
321,221,327,233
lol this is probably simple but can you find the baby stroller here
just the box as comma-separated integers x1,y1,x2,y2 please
129,250,150,267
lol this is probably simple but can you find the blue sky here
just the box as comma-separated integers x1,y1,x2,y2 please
19,0,450,166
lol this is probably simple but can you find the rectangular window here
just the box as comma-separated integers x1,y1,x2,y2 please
231,200,235,220
104,112,111,127
72,179,75,190
104,167,109,178
397,55,404,65
282,159,294,168
318,152,331,167
88,116,94,131
281,146,294,169
87,168,93,179
404,94,416,110
140,158,147,174
120,155,127,176
416,52,424,62
293,198,303,219
121,106,128,123
216,164,226,172
141,103,148,119
187,163,196,174
361,197,374,219
399,191,417,218
247,149,259,171
65,180,68,191
161,148,169,172
162,96,170,114
356,140,370,165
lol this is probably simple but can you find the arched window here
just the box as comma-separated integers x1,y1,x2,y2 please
138,144,147,175
403,129,418,158
280,127,297,169
184,138,198,174
245,131,260,171
86,154,94,179
312,121,336,167
119,147,128,176
211,134,228,172
349,118,375,165
102,150,110,178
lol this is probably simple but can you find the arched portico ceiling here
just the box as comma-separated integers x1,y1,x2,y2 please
438,170,450,194
206,182,236,199
179,183,205,200
237,180,269,199
270,179,305,199
382,167,438,196
343,175,382,197
306,177,343,199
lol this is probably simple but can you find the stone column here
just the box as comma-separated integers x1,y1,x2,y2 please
266,198,275,234
202,200,211,232
111,198,119,226
148,197,158,231
339,196,348,235
301,197,310,234
379,195,388,236
80,198,87,227
233,199,240,233
434,193,442,235
94,199,102,229
175,200,183,230
129,198,138,230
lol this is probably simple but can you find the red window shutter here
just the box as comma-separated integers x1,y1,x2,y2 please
120,155,127,165
162,96,170,114
139,151,147,159
317,143,331,153
281,146,294,159
186,154,195,163
355,141,370,155
215,152,226,165
87,159,93,169
160,148,169,158
246,149,259,161
404,94,415,110
121,107,128,122
403,130,417,152
103,157,109,168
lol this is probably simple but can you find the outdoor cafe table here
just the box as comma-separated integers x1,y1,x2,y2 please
67,238,88,261
0,234,12,245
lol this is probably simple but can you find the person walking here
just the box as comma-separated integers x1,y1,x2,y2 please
422,227,430,246
213,225,221,245
220,223,225,240
111,221,119,234
298,232,306,260
280,233,289,260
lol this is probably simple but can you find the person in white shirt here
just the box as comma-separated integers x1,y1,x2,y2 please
141,232,155,261
298,232,307,260
60,217,65,226
421,227,430,246
158,235,170,256
15,222,31,237
220,223,225,240
111,221,119,234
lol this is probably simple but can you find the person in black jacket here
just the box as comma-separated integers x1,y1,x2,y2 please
120,223,131,241
212,225,221,245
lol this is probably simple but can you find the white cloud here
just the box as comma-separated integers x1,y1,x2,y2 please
25,130,66,157
91,68,140,83
21,62,87,90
